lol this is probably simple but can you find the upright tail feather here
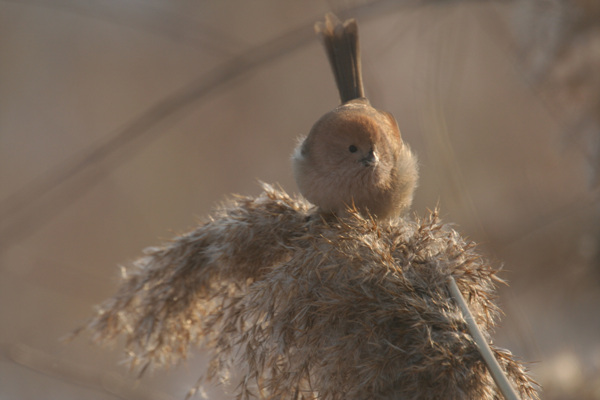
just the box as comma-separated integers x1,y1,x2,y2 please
315,13,365,104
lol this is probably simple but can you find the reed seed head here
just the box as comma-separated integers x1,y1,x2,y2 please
82,184,538,400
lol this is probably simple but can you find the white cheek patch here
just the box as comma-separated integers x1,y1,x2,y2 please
292,138,311,163
292,145,304,161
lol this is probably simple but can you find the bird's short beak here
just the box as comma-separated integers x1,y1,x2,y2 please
360,149,377,166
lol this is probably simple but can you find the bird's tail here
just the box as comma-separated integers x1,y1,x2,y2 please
315,13,365,104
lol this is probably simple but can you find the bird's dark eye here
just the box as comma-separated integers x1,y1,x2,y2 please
348,145,358,153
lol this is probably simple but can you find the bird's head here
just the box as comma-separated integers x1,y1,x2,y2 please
293,98,415,218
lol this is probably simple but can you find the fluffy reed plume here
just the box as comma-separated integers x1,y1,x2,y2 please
81,184,538,400
513,0,600,181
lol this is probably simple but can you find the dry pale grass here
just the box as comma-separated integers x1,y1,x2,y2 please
79,184,538,399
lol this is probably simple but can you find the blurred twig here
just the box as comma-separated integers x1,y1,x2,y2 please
0,10,317,251
1,342,173,400
0,0,420,252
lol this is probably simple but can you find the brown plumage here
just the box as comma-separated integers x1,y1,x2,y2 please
81,185,538,400
293,14,418,219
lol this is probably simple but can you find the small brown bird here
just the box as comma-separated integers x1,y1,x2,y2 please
293,14,418,219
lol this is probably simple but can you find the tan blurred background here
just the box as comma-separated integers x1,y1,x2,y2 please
1,0,599,399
